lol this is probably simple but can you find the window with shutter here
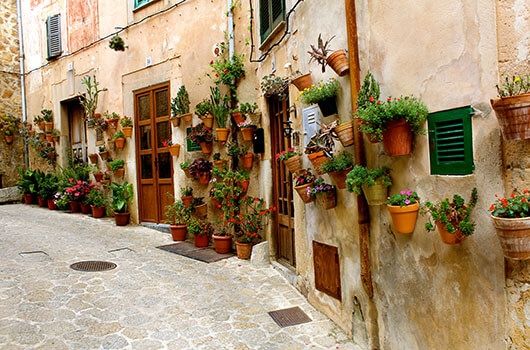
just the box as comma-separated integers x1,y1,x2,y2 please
428,106,474,175
260,0,285,43
134,0,151,9
46,14,62,60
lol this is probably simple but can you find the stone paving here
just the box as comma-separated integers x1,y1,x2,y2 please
0,204,362,350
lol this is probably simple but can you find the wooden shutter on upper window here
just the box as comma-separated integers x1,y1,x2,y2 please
260,0,285,42
46,14,62,60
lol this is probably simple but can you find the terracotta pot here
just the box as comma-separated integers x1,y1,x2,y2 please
89,153,99,164
387,203,420,235
114,137,126,150
334,121,355,147
213,235,232,254
241,127,254,141
182,195,193,208
4,135,14,144
113,168,125,178
108,119,119,129
241,153,254,170
24,193,34,205
53,135,60,143
94,113,102,119
170,224,187,241
307,151,328,175
94,172,104,182
37,196,47,208
81,202,92,214
69,201,81,213
201,115,214,129
294,182,314,203
115,212,130,226
198,172,211,185
362,179,388,206
491,93,530,140
194,234,209,248
169,144,181,157
181,113,193,123
382,118,413,156
194,203,208,218
45,133,54,143
284,155,303,174
47,199,57,210
211,197,221,209
235,241,252,260
215,128,230,143
241,179,250,194
38,121,45,130
491,215,530,260
91,206,106,218
316,189,337,210
171,117,180,127
317,97,338,117
329,167,352,190
44,121,54,132
291,73,313,91
213,159,228,170
326,49,350,77
183,168,193,178
199,141,213,155
122,127,133,138
436,221,465,245
99,151,110,160
231,112,246,125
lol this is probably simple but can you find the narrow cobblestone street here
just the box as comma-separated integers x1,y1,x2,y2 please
0,204,360,350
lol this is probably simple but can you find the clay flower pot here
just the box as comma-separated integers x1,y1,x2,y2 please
194,234,209,248
91,206,106,218
44,121,54,132
200,141,213,155
99,151,110,160
47,199,57,210
194,203,208,218
241,179,250,194
334,121,355,147
23,193,34,205
201,115,214,129
436,221,465,245
291,73,313,91
169,144,181,157
170,224,187,241
241,153,254,170
213,235,233,254
45,133,54,143
316,189,337,210
213,159,228,170
108,119,119,129
240,127,254,141
38,121,45,131
235,241,252,260
284,155,303,174
113,168,125,178
89,153,99,164
231,112,246,125
171,117,180,127
115,212,130,226
122,127,133,138
81,202,92,214
307,151,328,175
294,182,314,203
382,119,413,156
387,203,420,235
198,172,211,186
182,195,193,208
329,167,352,190
37,196,47,208
94,172,104,182
69,201,81,213
215,128,230,143
491,215,530,260
114,137,126,150
4,135,14,144
181,113,193,123
362,180,388,206
490,93,530,140
317,97,338,117
326,49,350,77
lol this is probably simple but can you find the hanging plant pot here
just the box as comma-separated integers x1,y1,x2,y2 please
307,151,329,175
114,137,126,150
387,203,420,235
108,119,119,129
194,234,209,248
326,49,350,77
235,241,252,259
491,216,530,260
94,113,102,119
382,119,413,156
44,121,54,133
113,168,125,178
4,135,13,144
194,203,208,218
291,73,313,91
241,179,250,194
81,202,92,215
231,112,246,125
202,115,214,129
183,168,192,179
181,113,193,124
213,235,232,254
211,197,221,209
199,141,213,155
182,195,193,208
38,121,46,131
316,189,337,210
23,193,34,204
197,172,211,185
99,151,110,160
215,128,230,143
45,133,54,143
47,199,57,210
294,182,314,203
329,167,352,190
284,155,303,174
170,117,180,127
317,97,339,117
170,224,187,241
436,221,465,245
169,144,181,157
122,127,133,138
115,212,130,226
334,121,355,147
362,179,388,206
240,127,254,141
94,172,104,182
69,201,81,213
241,153,254,170
91,206,106,218
490,93,530,140
213,159,228,170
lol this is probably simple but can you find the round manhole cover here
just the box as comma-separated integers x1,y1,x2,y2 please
70,261,117,272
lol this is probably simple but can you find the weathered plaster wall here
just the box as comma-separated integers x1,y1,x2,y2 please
496,1,530,348
0,0,23,187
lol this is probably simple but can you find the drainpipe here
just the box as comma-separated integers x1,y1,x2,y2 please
344,0,380,348
16,0,29,167
227,0,235,57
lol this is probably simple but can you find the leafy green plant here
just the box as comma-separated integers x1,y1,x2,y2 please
210,46,245,94
387,189,419,207
109,159,125,171
195,100,212,117
489,189,530,218
226,141,247,157
496,75,530,98
209,86,230,128
346,166,392,195
38,173,59,199
86,187,108,208
0,114,21,137
109,34,126,51
165,200,191,225
423,188,478,236
120,116,133,127
231,196,274,243
41,109,53,122
358,72,380,110
187,217,214,237
180,161,190,170
261,74,289,99
308,34,335,72
299,79,340,105
110,182,133,213
320,151,353,173
80,75,106,119
181,186,193,196
239,102,258,115
17,168,39,195
171,86,190,116
112,131,125,140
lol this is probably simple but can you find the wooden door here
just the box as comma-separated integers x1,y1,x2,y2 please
134,83,174,223
270,96,296,267
68,100,87,163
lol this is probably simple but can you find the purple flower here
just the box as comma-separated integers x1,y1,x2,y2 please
400,190,406,195
404,199,411,205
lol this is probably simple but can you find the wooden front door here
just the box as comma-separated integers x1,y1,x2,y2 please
270,96,296,267
67,99,87,163
134,83,174,223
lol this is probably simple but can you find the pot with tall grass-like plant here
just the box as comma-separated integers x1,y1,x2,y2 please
320,151,354,189
300,79,340,117
346,166,392,206
209,86,230,142
171,86,192,126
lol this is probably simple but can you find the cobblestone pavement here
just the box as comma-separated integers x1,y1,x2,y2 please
0,204,361,350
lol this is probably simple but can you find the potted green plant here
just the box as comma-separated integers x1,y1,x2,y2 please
33,114,45,131
162,138,180,157
192,197,207,219
109,159,125,178
187,217,213,248
210,47,245,95
308,34,349,77
300,79,340,117
320,151,354,189
307,178,337,210
165,200,190,241
120,116,133,138
195,99,214,128
489,189,530,260
0,114,20,144
291,70,313,92
189,123,214,155
238,120,255,141
105,112,120,129
491,74,530,140
304,122,336,174
294,170,316,203
240,170,250,194
423,188,478,245
86,187,107,218
181,186,194,208
110,182,133,226
209,86,230,142
212,225,232,254
113,130,126,150
41,109,54,132
239,102,259,119
189,158,213,185
17,168,38,204
109,34,126,51
387,190,420,235
98,145,109,160
346,166,392,206
180,161,192,178
261,74,289,100
171,85,192,125
51,129,60,143
276,148,302,174
38,173,59,210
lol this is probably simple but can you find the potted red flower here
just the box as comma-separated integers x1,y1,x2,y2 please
276,148,302,174
65,179,93,213
162,138,180,157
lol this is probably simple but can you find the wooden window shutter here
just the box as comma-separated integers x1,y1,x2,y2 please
313,241,341,301
428,106,474,175
260,0,285,42
46,14,62,60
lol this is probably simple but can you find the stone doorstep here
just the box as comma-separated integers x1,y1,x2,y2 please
0,187,21,204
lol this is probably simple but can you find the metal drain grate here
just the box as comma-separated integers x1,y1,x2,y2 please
268,306,312,328
70,261,117,272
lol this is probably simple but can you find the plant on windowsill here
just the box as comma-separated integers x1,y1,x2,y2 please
293,170,317,203
171,85,192,126
423,188,478,245
346,166,392,206
261,74,289,100
162,138,180,157
110,181,133,226
491,74,530,140
180,186,194,208
387,190,420,235
109,159,125,178
189,158,213,185
276,148,302,174
165,200,191,241
86,187,108,218
320,151,354,189
187,217,214,248
189,123,214,154
209,86,230,142
300,78,340,117
307,178,337,210
195,99,214,128
308,34,350,76
113,130,126,150
180,161,192,178
120,116,133,138
109,34,126,51
304,121,337,174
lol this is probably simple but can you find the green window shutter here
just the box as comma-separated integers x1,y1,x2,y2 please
260,0,285,42
186,127,201,152
46,14,62,60
428,106,474,175
134,0,151,9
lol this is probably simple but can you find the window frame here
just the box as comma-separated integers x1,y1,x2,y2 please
259,0,286,44
134,0,155,10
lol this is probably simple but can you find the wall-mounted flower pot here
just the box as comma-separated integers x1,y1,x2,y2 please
170,117,180,127
115,212,130,226
114,137,126,150
44,121,54,132
81,202,92,215
94,172,104,182
382,118,413,156
202,115,214,129
235,241,252,259
170,224,187,241
181,113,193,123
122,127,133,138
194,203,208,218
211,197,221,209
387,203,420,235
169,144,181,157
213,235,232,254
45,133,54,143
37,121,45,131
490,93,530,140
362,180,388,206
316,189,337,210
99,151,110,160
194,234,209,248
294,182,314,203
198,172,211,185
329,167,352,189
317,97,338,117
284,155,303,174
241,153,254,170
491,215,530,260
108,119,119,129
91,206,106,218
231,112,246,125
4,135,13,144
326,49,350,77
241,179,250,194
47,199,57,210
307,151,328,175
334,121,355,147
436,222,465,245
216,128,230,143
291,73,313,91
182,195,193,208
113,168,125,178
69,200,81,213
213,159,228,170
200,141,213,155
241,127,254,141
